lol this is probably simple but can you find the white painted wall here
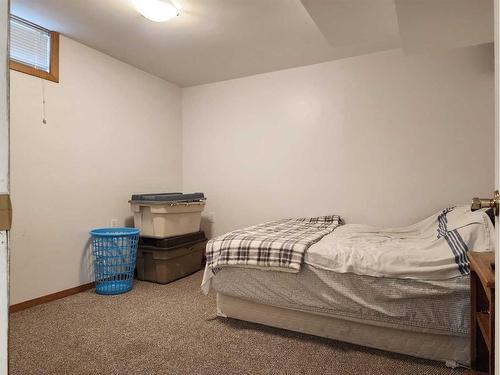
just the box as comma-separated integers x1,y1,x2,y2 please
9,36,182,304
8,36,495,305
183,44,494,236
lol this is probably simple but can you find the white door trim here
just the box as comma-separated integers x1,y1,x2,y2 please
0,0,9,374
494,0,499,373
0,234,7,375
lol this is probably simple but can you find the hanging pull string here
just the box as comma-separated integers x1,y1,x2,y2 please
41,78,47,125
37,24,47,124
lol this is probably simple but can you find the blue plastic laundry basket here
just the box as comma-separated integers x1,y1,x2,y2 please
90,228,140,295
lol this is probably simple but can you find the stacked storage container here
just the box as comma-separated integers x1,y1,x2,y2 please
129,193,207,284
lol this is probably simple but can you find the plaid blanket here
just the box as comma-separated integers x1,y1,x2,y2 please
205,215,343,273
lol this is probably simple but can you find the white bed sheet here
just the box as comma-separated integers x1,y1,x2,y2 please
305,206,493,280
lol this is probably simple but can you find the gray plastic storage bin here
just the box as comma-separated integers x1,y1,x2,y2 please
136,232,207,284
130,192,206,239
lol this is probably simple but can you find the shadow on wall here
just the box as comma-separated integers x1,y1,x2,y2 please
200,215,214,239
80,237,94,285
125,216,134,228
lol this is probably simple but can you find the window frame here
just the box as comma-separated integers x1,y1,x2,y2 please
9,16,59,83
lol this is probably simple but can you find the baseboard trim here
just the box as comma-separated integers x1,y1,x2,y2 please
9,282,95,313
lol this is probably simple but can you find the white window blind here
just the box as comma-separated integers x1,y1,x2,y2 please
10,16,51,72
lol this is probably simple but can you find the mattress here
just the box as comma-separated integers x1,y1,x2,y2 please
211,264,470,336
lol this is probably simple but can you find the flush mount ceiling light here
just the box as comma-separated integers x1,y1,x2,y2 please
133,0,180,22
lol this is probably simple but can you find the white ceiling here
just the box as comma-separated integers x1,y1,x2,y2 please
395,0,493,54
301,0,401,50
11,0,493,87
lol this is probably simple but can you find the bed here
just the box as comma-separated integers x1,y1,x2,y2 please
202,206,495,367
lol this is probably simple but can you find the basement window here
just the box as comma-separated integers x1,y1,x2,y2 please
9,15,59,83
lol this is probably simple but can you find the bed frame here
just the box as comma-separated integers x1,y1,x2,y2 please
216,293,469,368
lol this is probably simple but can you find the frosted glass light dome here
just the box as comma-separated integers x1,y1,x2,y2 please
133,0,180,22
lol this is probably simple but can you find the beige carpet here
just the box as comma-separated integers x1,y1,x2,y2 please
9,271,464,375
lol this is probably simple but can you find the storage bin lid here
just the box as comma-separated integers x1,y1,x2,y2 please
139,231,207,250
130,192,205,204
